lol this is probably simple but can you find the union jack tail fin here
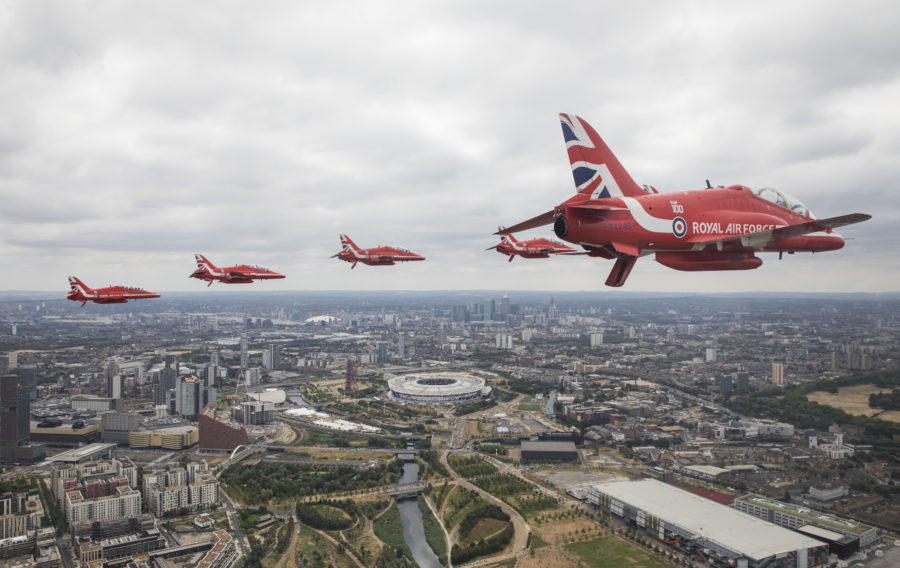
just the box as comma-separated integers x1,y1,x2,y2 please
497,226,521,246
339,234,362,255
68,276,92,294
559,113,646,199
194,254,217,272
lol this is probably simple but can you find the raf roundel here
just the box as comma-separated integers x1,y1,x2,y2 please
672,216,687,238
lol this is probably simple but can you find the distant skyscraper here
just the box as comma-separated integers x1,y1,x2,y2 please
717,375,733,395
706,348,717,363
590,333,604,347
17,364,36,400
500,295,510,316
240,334,248,368
205,365,218,387
155,368,177,406
772,362,785,386
736,372,750,393
106,359,119,379
209,351,219,366
483,298,495,322
269,344,281,371
0,374,30,464
398,333,405,358
176,377,201,421
107,374,123,399
0,354,8,377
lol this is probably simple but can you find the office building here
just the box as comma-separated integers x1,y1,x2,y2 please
17,364,36,399
0,374,34,464
733,494,878,549
107,374,122,400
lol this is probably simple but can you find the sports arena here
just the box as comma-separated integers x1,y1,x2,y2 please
387,372,491,405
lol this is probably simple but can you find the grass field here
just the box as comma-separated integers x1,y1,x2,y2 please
566,537,670,568
807,384,900,422
519,404,542,411
418,496,447,565
372,501,413,560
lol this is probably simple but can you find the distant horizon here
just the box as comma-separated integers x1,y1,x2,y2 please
2,289,898,300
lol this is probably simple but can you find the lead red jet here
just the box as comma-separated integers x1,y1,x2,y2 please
487,228,579,262
189,254,285,286
499,114,871,287
66,276,160,306
331,234,425,269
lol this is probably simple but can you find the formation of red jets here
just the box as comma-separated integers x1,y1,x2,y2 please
66,113,871,304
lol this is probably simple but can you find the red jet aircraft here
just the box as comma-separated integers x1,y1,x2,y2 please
189,254,285,286
66,276,160,306
487,229,579,261
332,234,425,268
499,114,871,287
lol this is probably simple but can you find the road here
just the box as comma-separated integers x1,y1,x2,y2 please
218,487,248,557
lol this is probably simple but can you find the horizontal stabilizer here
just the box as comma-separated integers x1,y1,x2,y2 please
496,210,555,234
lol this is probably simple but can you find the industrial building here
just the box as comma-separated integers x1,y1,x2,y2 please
732,495,878,550
520,440,578,462
588,479,828,568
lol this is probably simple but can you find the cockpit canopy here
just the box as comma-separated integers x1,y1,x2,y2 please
754,187,812,218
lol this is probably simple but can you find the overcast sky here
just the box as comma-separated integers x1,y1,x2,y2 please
1,1,898,294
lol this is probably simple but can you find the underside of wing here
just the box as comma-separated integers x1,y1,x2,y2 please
228,270,249,279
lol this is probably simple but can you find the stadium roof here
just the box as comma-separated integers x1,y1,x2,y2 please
594,479,825,562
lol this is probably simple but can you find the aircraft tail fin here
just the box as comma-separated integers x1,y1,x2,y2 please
339,234,362,255
195,254,217,272
559,114,646,199
68,276,92,294
497,226,522,245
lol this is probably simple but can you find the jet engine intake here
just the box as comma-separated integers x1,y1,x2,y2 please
553,215,569,239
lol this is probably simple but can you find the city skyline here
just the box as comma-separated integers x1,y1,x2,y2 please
2,2,898,292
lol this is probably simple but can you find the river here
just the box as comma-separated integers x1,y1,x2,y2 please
397,461,443,568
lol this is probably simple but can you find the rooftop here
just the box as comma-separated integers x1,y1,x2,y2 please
593,479,825,562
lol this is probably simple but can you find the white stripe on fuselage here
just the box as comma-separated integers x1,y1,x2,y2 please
621,197,673,233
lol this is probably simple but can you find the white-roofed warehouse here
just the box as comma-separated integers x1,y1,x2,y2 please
588,479,827,568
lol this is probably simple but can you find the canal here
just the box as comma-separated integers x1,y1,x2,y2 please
397,460,443,568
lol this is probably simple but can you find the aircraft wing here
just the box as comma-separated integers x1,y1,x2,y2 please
497,210,555,234
688,213,871,250
228,270,250,279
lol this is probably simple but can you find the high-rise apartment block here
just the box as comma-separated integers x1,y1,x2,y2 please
51,458,140,524
772,362,785,386
142,461,218,516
